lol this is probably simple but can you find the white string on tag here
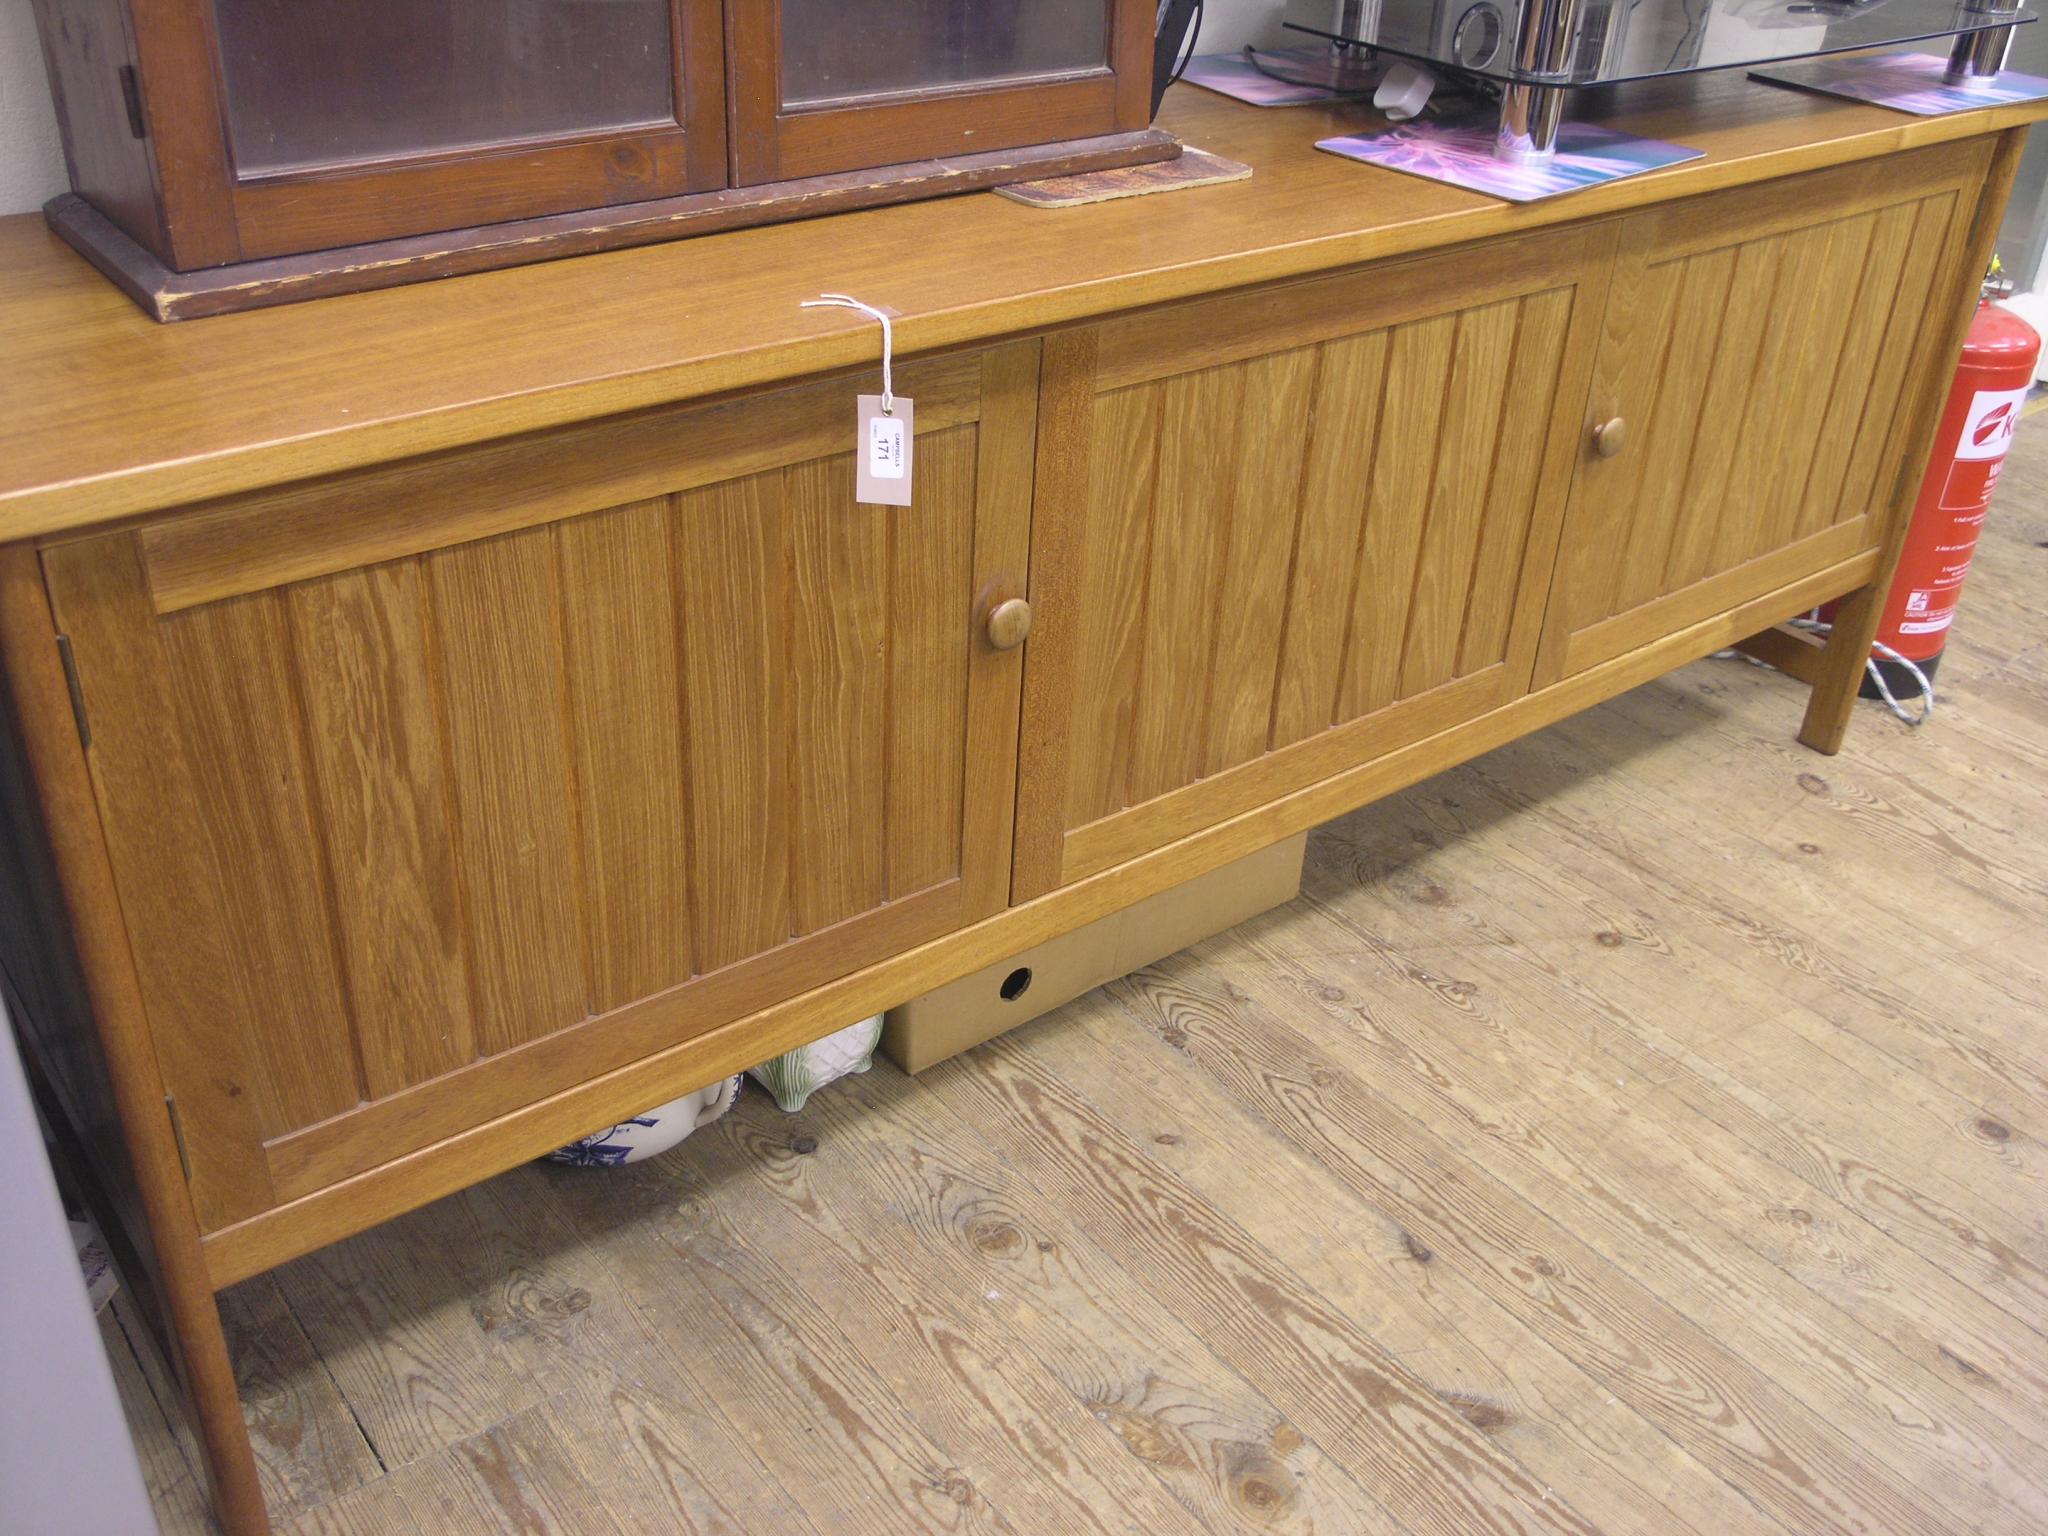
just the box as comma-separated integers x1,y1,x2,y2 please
800,293,895,415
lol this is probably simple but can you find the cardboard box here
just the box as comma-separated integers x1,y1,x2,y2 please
881,833,1308,1074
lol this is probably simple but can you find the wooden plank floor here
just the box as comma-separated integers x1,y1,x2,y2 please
113,437,2048,1534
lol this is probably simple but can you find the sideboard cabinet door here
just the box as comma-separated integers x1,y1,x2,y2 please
40,344,1035,1232
1012,226,1610,897
1534,140,1993,684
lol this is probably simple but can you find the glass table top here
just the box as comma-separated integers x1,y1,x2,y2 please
1282,0,2033,87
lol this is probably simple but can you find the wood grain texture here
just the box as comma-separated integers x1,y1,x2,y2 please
21,89,2041,1536
1790,200,1922,542
1394,298,1519,701
0,538,272,1536
952,345,1039,924
1539,145,1986,684
1127,365,1245,807
44,356,1027,1256
788,459,891,935
228,128,697,261
1009,329,1098,904
547,1168,1027,1536
197,533,1887,1287
1461,286,1578,678
1125,944,2026,1535
1204,348,1316,778
1016,998,1772,1536
1341,311,1457,721
252,393,1013,1207
426,528,588,1053
1025,234,1603,891
159,592,362,1126
694,1114,1263,1536
1171,863,2048,1520
41,534,277,1225
5,83,2041,542
735,1072,1400,1534
28,0,168,258
1062,378,1163,829
138,353,985,616
288,564,477,1096
1801,127,2022,755
1340,726,2048,1442
556,499,693,1010
46,131,1180,324
938,1040,1606,1536
675,470,793,974
124,440,2048,1534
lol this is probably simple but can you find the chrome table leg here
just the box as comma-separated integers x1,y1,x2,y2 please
1947,0,2023,85
1494,0,1584,161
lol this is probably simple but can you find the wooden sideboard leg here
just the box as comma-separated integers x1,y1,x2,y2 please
1796,583,1883,755
1797,124,2028,758
0,546,271,1535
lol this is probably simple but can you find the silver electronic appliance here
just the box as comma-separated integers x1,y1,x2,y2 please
1285,0,2033,159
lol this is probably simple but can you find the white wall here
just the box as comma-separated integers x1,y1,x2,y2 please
0,1016,161,1536
1192,0,1291,55
0,0,1290,215
1,0,64,214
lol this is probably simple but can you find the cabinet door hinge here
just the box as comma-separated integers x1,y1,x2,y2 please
54,634,89,750
164,1094,192,1182
118,65,147,140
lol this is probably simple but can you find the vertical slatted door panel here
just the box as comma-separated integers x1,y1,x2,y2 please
887,433,977,901
556,499,693,1013
287,562,477,1098
55,346,1033,1227
44,536,291,1231
1018,227,1608,895
426,526,589,1054
786,456,890,937
1537,144,1986,683
674,469,793,976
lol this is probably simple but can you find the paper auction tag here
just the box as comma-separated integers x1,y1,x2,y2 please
857,393,913,506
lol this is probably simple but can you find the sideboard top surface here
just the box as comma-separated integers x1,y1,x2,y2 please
0,71,2041,542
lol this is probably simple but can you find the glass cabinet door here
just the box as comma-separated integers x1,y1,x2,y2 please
778,0,1109,106
209,0,727,260
730,0,1152,184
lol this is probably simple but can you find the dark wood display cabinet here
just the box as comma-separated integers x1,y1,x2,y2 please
31,0,1171,319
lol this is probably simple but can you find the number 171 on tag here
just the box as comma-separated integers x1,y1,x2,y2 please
856,394,914,507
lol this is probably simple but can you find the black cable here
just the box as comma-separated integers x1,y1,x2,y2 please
1170,0,1206,87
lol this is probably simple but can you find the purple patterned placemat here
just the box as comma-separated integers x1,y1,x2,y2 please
1318,118,1701,202
1752,52,2048,115
1181,48,1374,107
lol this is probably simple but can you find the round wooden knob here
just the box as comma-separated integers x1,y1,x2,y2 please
1591,416,1628,459
986,597,1033,651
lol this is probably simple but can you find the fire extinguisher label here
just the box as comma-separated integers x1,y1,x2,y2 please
1955,385,2028,461
1897,589,1951,636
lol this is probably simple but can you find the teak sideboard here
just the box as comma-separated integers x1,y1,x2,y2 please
0,78,2039,1535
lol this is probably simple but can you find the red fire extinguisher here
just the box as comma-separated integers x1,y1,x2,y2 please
1850,292,2039,705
